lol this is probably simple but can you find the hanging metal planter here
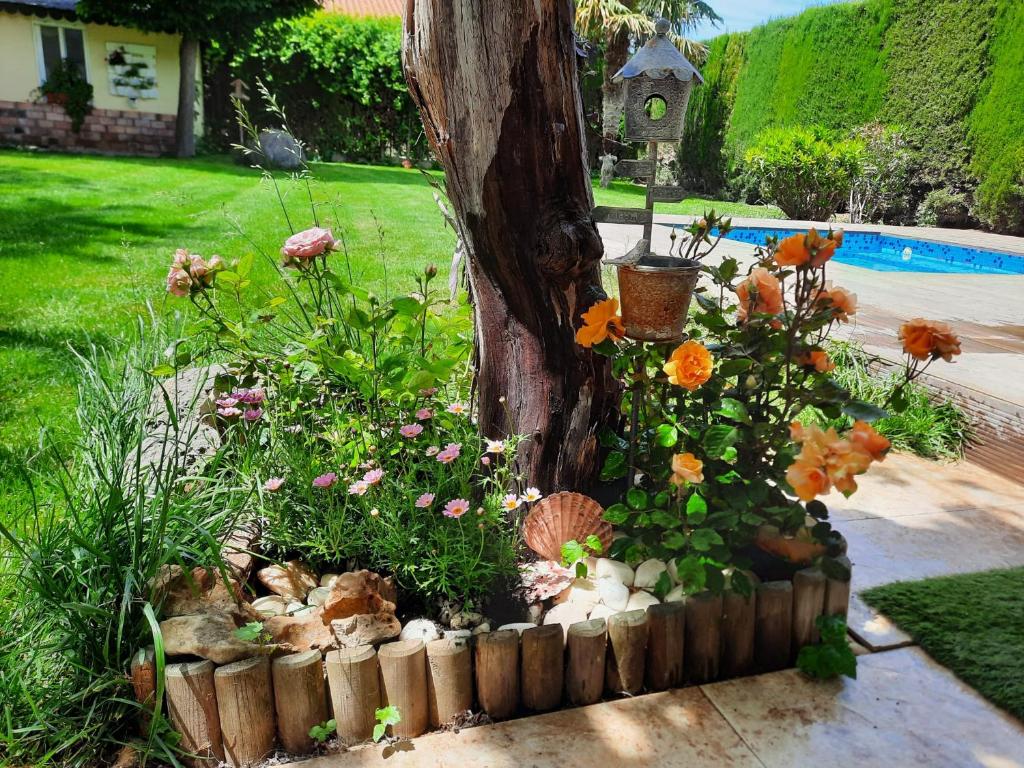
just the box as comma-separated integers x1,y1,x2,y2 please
618,255,701,342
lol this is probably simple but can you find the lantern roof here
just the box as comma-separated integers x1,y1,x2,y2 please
612,18,704,85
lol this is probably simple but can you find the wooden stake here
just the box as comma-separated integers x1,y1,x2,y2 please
426,638,473,727
520,624,564,712
378,639,428,739
721,587,757,678
824,557,852,619
325,646,380,745
684,592,723,684
606,609,649,695
214,656,275,768
792,567,827,659
131,647,157,737
474,629,520,719
565,618,607,706
755,580,793,671
645,602,685,691
165,660,224,767
272,650,327,755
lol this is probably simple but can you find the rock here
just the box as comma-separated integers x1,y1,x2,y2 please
597,577,630,612
665,585,686,603
291,605,316,617
160,566,257,622
400,619,442,642
527,603,544,624
565,580,601,613
626,591,660,611
332,614,401,649
252,595,289,618
259,129,306,170
257,560,318,601
160,612,272,665
588,603,620,622
450,611,483,630
667,559,681,586
472,622,491,635
442,629,472,647
265,610,335,652
307,587,331,607
322,570,396,622
497,623,537,635
285,601,305,613
320,573,339,588
634,559,668,590
543,602,589,637
222,520,261,581
595,558,635,587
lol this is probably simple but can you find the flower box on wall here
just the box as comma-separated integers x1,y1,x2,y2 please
105,43,158,102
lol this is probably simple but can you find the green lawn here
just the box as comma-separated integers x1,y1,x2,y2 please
862,568,1024,720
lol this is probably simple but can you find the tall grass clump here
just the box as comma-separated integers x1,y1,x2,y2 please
0,317,246,767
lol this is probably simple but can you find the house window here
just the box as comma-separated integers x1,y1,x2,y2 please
36,24,87,83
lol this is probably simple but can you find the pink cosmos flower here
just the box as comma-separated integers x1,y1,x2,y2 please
218,406,242,418
425,446,440,457
233,389,265,405
243,408,263,422
485,439,505,455
481,456,491,466
443,499,470,518
399,424,424,439
348,480,369,496
362,468,384,485
415,493,435,508
436,442,462,464
281,227,337,264
264,477,285,492
419,387,438,397
416,408,433,421
313,472,338,489
446,402,468,415
166,267,192,297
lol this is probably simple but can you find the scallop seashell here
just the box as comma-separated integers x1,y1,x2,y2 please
523,492,613,562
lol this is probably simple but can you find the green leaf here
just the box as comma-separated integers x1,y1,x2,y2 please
655,424,679,447
675,556,706,592
718,358,754,377
717,398,750,424
391,296,423,316
842,400,889,423
662,530,686,549
651,510,682,529
373,723,386,743
686,493,708,524
148,364,176,378
376,705,401,727
309,719,337,743
653,571,673,599
603,503,631,525
600,451,628,481
584,534,604,554
654,491,671,509
690,528,724,551
703,425,739,458
592,339,619,356
626,488,649,510
234,622,265,643
561,540,585,567
796,616,857,680
576,561,589,579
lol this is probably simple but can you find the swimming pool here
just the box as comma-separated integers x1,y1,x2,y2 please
709,226,1024,275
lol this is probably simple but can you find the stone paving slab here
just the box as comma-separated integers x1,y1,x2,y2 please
702,647,1024,768
845,593,914,651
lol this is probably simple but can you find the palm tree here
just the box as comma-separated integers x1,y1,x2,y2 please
575,0,721,151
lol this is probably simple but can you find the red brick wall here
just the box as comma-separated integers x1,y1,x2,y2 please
0,100,176,156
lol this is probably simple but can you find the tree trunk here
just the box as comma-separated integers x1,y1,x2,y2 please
176,35,199,158
601,25,631,153
403,0,618,492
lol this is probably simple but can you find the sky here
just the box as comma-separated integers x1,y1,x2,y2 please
690,0,848,40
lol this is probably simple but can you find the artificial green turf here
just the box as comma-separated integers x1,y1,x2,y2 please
862,568,1024,720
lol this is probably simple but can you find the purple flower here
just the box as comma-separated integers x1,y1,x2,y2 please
243,408,263,422
312,472,337,489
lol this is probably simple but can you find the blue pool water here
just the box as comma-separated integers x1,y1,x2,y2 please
710,226,1024,275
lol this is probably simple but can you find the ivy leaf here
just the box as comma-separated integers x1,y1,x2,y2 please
796,616,857,680
603,503,631,525
842,400,888,423
626,488,649,510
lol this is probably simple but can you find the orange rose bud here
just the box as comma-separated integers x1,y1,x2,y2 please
670,452,704,485
663,340,714,391
898,318,961,362
576,298,625,348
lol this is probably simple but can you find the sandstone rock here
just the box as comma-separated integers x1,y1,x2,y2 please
160,567,256,622
222,519,261,581
160,612,271,665
265,609,335,652
497,623,537,635
597,577,630,612
565,580,601,613
595,558,635,587
252,595,289,618
634,559,667,590
307,586,331,607
320,573,339,588
626,591,660,611
399,619,442,642
331,613,401,649
472,622,491,635
543,602,589,637
322,570,396,622
665,585,686,603
588,603,620,622
291,605,316,617
257,560,318,601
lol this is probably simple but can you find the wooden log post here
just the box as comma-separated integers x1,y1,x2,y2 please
684,592,723,684
426,638,473,727
521,624,564,712
214,656,276,768
131,647,157,737
645,602,685,691
606,610,649,695
720,585,757,679
272,650,327,755
475,630,520,719
165,660,224,767
378,640,429,739
792,568,827,659
565,618,607,706
824,557,853,619
755,580,793,671
325,646,380,745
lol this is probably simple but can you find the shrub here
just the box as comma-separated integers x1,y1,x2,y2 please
744,127,862,220
916,188,971,228
34,58,93,132
848,123,914,224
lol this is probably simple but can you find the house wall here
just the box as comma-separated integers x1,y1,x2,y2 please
0,9,201,154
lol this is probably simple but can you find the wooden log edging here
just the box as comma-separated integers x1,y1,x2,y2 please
156,564,852,755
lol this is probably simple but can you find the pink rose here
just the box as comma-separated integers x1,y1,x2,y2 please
281,227,336,264
166,267,192,297
172,248,190,268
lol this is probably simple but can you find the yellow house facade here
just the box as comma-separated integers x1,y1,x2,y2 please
0,0,201,155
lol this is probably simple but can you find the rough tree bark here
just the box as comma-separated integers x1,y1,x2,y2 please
175,35,199,159
402,0,619,492
600,15,632,152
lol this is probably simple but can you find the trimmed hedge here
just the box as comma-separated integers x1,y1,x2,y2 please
688,0,1024,233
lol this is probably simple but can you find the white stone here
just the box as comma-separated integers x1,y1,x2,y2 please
320,573,338,588
566,579,601,613
588,603,620,622
285,601,305,613
594,558,635,587
471,622,491,635
497,623,537,635
626,591,661,611
291,605,316,617
527,603,544,623
443,629,472,643
252,595,288,617
667,559,681,586
543,602,590,637
306,586,331,606
665,585,686,603
597,577,630,611
450,611,483,630
400,618,442,642
634,559,667,590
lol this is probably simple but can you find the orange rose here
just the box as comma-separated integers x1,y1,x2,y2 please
775,234,810,267
806,228,840,268
798,350,835,373
850,420,890,461
824,439,873,495
575,298,625,348
735,267,783,322
670,452,704,485
898,318,961,362
663,340,714,391
788,422,883,501
816,282,857,322
786,459,831,501
775,230,842,269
